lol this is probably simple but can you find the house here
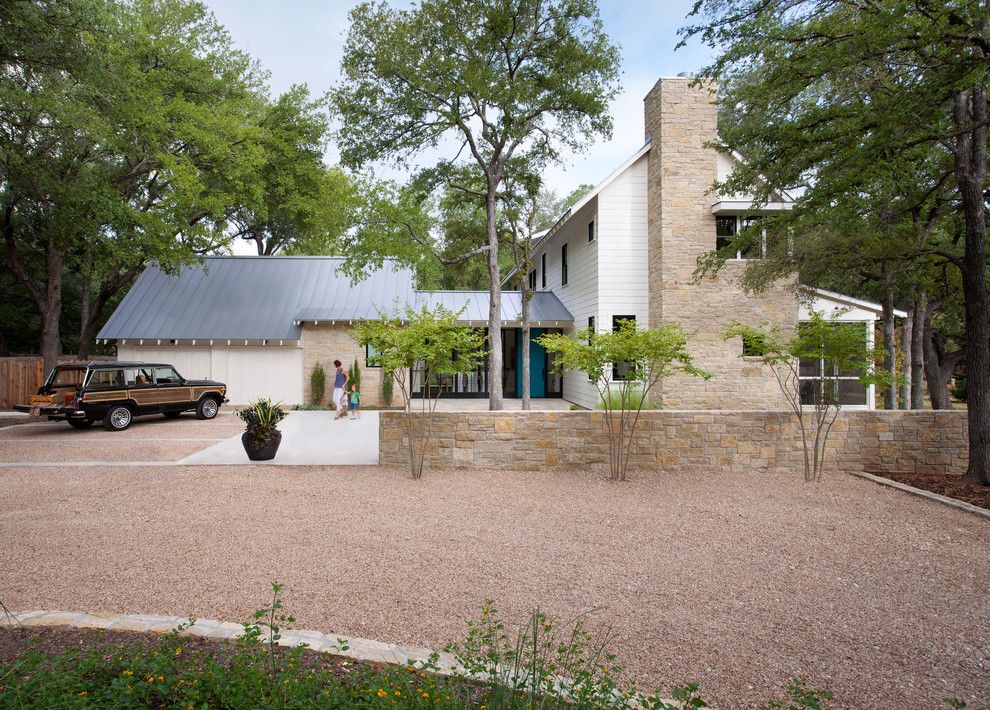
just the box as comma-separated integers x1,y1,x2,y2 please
98,75,896,408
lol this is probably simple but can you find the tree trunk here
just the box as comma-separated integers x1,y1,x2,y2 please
900,301,912,409
485,179,503,411
521,287,530,410
78,273,92,360
881,286,897,409
922,303,958,410
39,240,64,377
953,87,989,485
911,290,926,409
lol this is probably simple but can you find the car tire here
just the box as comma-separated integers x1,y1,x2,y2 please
67,418,94,429
163,411,182,419
196,396,219,420
103,405,133,431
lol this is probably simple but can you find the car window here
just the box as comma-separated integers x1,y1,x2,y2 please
153,367,182,385
87,369,125,388
124,368,154,386
51,368,86,387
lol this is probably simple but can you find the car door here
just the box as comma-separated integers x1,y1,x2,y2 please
153,366,192,412
124,367,157,414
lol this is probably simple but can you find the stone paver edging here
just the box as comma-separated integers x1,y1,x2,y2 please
0,609,459,674
849,471,990,521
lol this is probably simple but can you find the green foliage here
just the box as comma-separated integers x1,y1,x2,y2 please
724,312,897,482
237,399,287,445
539,321,709,480
355,304,487,478
596,390,652,411
0,586,838,710
759,678,833,710
382,368,395,408
352,359,362,390
310,363,326,405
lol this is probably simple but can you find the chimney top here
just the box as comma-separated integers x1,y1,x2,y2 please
676,71,694,79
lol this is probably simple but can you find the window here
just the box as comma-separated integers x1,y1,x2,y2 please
366,343,382,367
587,316,595,341
541,253,546,288
797,322,869,406
528,269,536,291
741,332,768,357
612,315,635,380
561,244,568,286
588,220,595,242
153,367,182,385
87,369,124,388
716,216,765,259
124,368,154,386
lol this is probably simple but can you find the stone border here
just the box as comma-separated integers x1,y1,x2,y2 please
849,471,990,521
0,609,460,675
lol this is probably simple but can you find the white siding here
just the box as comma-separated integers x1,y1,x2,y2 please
117,344,304,405
532,153,650,410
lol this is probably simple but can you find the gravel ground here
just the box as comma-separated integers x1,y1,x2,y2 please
0,415,239,463
0,464,987,709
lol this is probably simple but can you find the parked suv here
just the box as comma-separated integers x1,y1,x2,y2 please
16,362,227,431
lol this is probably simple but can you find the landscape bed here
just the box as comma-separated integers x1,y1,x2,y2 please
868,469,990,510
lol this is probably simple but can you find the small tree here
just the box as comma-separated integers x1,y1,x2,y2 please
538,321,709,481
354,304,486,479
351,358,361,390
725,312,894,483
309,363,326,405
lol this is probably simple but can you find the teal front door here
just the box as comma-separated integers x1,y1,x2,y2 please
514,328,546,397
529,328,545,397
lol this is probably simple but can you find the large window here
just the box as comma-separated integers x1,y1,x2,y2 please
153,367,183,385
797,322,869,406
561,244,568,286
716,215,764,259
612,315,635,380
366,342,382,367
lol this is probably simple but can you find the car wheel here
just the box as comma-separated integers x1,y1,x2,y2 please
163,411,182,419
196,396,219,420
103,405,132,431
67,418,94,429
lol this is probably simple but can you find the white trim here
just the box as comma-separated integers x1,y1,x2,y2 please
801,286,908,319
711,199,794,213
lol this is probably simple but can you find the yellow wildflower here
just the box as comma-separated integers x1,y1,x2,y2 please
394,690,401,697
122,670,133,677
158,676,164,682
147,676,155,683
175,647,183,655
77,691,88,697
377,689,388,698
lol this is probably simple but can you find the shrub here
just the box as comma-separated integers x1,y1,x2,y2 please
310,363,326,404
352,358,361,390
596,389,652,411
382,368,395,407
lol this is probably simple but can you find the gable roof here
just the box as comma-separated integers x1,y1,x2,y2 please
98,256,416,342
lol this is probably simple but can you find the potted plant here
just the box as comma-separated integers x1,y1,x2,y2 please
238,398,286,461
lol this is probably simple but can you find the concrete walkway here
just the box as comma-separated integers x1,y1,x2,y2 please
179,410,379,465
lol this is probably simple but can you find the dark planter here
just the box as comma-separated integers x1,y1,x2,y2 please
241,429,282,461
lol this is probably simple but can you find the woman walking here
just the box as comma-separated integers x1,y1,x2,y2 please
331,360,348,420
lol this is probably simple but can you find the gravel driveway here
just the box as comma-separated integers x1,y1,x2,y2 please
1,464,987,709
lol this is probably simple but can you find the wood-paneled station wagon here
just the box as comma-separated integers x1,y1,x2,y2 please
15,362,227,431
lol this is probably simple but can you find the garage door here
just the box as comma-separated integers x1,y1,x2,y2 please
116,345,304,405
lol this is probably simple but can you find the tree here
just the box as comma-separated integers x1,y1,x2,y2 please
354,304,487,479
725,313,894,483
1,0,269,372
682,0,990,484
538,320,709,481
332,0,620,410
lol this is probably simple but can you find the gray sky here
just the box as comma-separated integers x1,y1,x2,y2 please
203,0,713,198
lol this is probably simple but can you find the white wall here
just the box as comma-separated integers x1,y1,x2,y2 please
532,152,650,410
117,344,304,405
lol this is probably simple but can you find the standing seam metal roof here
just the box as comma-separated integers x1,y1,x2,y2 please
98,257,573,341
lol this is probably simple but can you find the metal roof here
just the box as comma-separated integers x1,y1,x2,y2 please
98,257,416,341
414,290,573,324
99,257,573,342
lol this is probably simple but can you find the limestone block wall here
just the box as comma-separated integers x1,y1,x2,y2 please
301,324,386,407
379,409,968,476
644,77,798,409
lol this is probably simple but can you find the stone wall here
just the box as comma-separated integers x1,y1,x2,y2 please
644,76,799,409
301,324,388,408
379,409,968,476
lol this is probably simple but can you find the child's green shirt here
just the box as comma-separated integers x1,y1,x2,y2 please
349,390,360,405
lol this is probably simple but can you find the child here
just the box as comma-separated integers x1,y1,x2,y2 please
347,384,360,419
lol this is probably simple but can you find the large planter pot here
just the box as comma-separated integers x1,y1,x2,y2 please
241,429,282,461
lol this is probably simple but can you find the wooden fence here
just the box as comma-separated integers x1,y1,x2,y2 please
0,357,44,410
